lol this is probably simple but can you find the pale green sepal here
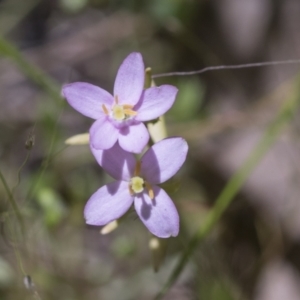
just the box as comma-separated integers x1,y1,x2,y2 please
65,133,89,145
149,236,168,272
100,220,119,235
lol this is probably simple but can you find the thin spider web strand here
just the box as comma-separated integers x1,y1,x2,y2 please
152,59,300,78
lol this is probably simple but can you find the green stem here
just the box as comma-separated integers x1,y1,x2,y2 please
154,77,300,299
12,151,31,194
0,169,24,234
145,67,153,89
25,107,64,203
0,36,65,203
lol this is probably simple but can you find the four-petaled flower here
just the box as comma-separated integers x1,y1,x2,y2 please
84,137,188,238
62,52,178,153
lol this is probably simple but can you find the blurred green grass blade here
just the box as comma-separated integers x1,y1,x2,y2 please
0,0,40,36
155,75,300,300
0,169,24,233
0,36,64,203
37,187,66,227
0,35,62,103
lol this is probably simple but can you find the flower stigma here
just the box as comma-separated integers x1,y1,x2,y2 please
102,95,137,121
130,176,144,193
113,104,125,120
128,161,154,199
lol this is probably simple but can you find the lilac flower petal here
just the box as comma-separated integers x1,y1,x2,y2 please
118,122,149,153
62,82,113,119
134,186,179,238
90,117,119,150
135,85,178,122
113,52,144,106
84,180,133,226
90,142,136,181
141,137,188,184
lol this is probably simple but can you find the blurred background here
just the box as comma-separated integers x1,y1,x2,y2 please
1,0,300,299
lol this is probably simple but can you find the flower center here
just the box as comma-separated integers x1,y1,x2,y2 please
130,176,144,194
112,104,125,121
128,161,154,199
102,95,137,122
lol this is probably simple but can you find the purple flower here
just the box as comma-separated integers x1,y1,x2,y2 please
84,137,188,238
62,52,178,153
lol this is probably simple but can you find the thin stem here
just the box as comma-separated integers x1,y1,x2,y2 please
154,75,300,299
12,235,27,276
0,168,24,231
144,67,153,88
152,59,300,78
145,68,168,144
25,108,64,203
12,151,31,194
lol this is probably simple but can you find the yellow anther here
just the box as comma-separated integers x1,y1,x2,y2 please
102,104,109,115
124,109,138,116
123,104,134,109
123,105,137,116
129,185,134,196
145,182,154,200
